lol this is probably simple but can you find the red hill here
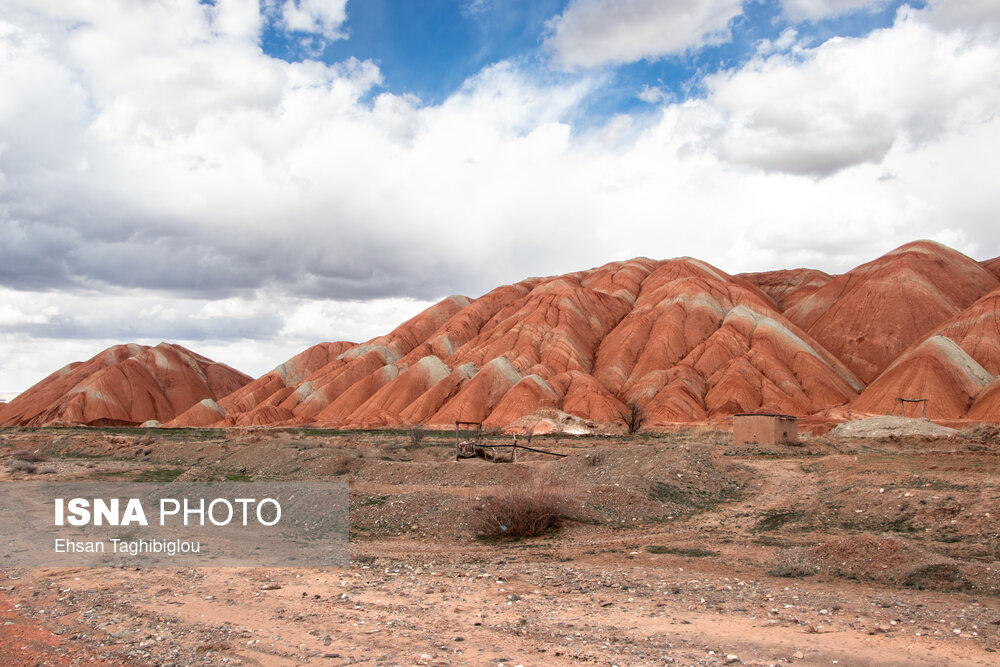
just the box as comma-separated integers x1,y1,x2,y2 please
9,240,1000,429
737,268,834,311
162,257,860,429
0,343,251,427
785,241,998,385
852,335,993,419
982,256,1000,280
852,286,1000,419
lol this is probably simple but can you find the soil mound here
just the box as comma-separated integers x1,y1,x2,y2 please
804,534,968,590
830,416,957,439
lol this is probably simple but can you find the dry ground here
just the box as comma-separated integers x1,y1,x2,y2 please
1,423,998,666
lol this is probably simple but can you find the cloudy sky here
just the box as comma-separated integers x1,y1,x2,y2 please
2,0,999,394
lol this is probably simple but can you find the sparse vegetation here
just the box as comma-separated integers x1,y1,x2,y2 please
6,448,50,473
903,563,970,591
354,494,389,507
406,423,427,447
470,478,577,538
8,459,38,474
617,401,645,435
648,481,699,506
645,545,716,557
959,423,1000,445
10,449,48,463
133,468,185,482
753,510,804,532
768,560,818,578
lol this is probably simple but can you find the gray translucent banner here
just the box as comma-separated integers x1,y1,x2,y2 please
0,482,347,567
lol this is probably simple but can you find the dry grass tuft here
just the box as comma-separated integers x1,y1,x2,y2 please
470,477,577,538
10,449,48,463
960,423,1000,445
8,459,38,474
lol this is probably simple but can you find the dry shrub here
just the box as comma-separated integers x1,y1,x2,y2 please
470,477,577,538
328,451,363,476
8,460,37,474
903,563,971,591
10,449,47,463
618,401,645,435
406,423,427,447
690,425,731,445
768,556,818,578
960,423,1000,445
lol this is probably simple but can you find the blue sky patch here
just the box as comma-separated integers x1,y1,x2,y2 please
259,0,924,116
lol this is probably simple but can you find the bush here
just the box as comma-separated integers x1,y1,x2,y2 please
10,449,48,463
646,545,717,557
768,560,817,578
960,423,1000,445
8,460,37,474
406,423,427,447
470,478,576,538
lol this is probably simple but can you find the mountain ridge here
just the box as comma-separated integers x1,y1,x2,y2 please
4,240,999,428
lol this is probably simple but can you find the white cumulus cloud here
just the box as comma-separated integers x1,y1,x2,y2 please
1,0,1000,392
781,0,892,22
706,9,1000,176
277,0,349,40
924,0,1000,33
544,0,745,68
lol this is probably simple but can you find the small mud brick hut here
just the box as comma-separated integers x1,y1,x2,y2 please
733,413,798,445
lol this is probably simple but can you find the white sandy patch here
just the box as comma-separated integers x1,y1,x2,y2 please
414,355,453,385
926,335,994,387
198,398,226,416
486,356,523,385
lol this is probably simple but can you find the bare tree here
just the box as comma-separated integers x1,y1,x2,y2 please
406,423,427,447
618,401,645,435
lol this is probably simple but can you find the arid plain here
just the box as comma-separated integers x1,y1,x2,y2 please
1,421,998,666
